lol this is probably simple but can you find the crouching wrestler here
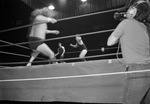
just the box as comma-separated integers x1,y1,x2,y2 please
27,7,60,66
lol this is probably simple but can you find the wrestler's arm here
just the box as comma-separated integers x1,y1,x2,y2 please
55,53,59,56
55,48,59,56
35,15,57,23
62,47,65,56
70,44,77,48
46,30,60,34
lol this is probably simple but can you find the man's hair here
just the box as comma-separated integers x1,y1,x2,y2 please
30,7,55,22
134,1,150,22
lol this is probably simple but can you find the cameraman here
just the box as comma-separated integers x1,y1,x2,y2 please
107,1,150,104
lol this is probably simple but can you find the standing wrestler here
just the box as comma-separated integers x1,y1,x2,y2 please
107,1,150,103
70,35,87,61
26,7,60,66
55,42,65,63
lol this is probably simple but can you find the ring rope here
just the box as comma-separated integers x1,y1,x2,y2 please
0,50,45,60
0,29,115,65
0,39,31,50
57,7,125,21
0,29,114,48
0,7,122,66
0,40,44,59
0,68,149,83
66,47,119,54
0,46,118,62
0,53,122,66
0,47,119,62
0,7,124,34
65,49,102,54
0,39,46,60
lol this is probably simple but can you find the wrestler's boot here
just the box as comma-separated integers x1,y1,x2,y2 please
80,58,86,62
50,57,58,64
59,55,65,63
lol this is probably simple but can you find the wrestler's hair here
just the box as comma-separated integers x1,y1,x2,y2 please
30,7,55,22
134,1,150,22
42,7,53,17
58,42,62,46
31,9,41,17
30,9,40,22
75,34,82,43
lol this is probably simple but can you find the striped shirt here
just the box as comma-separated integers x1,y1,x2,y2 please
112,19,150,64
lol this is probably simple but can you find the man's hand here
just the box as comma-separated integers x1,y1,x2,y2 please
70,44,73,47
54,30,60,35
49,18,57,24
46,30,60,34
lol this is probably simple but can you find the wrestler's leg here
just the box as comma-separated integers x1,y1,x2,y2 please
27,50,39,66
36,43,56,63
60,55,65,63
79,49,87,61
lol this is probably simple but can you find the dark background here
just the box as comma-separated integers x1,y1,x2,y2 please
0,0,126,66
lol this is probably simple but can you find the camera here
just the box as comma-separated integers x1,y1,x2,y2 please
114,12,127,21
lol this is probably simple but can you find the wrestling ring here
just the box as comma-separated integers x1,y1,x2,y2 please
0,7,150,104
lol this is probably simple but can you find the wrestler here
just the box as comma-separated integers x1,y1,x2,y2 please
55,42,65,63
26,7,60,66
70,35,87,61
